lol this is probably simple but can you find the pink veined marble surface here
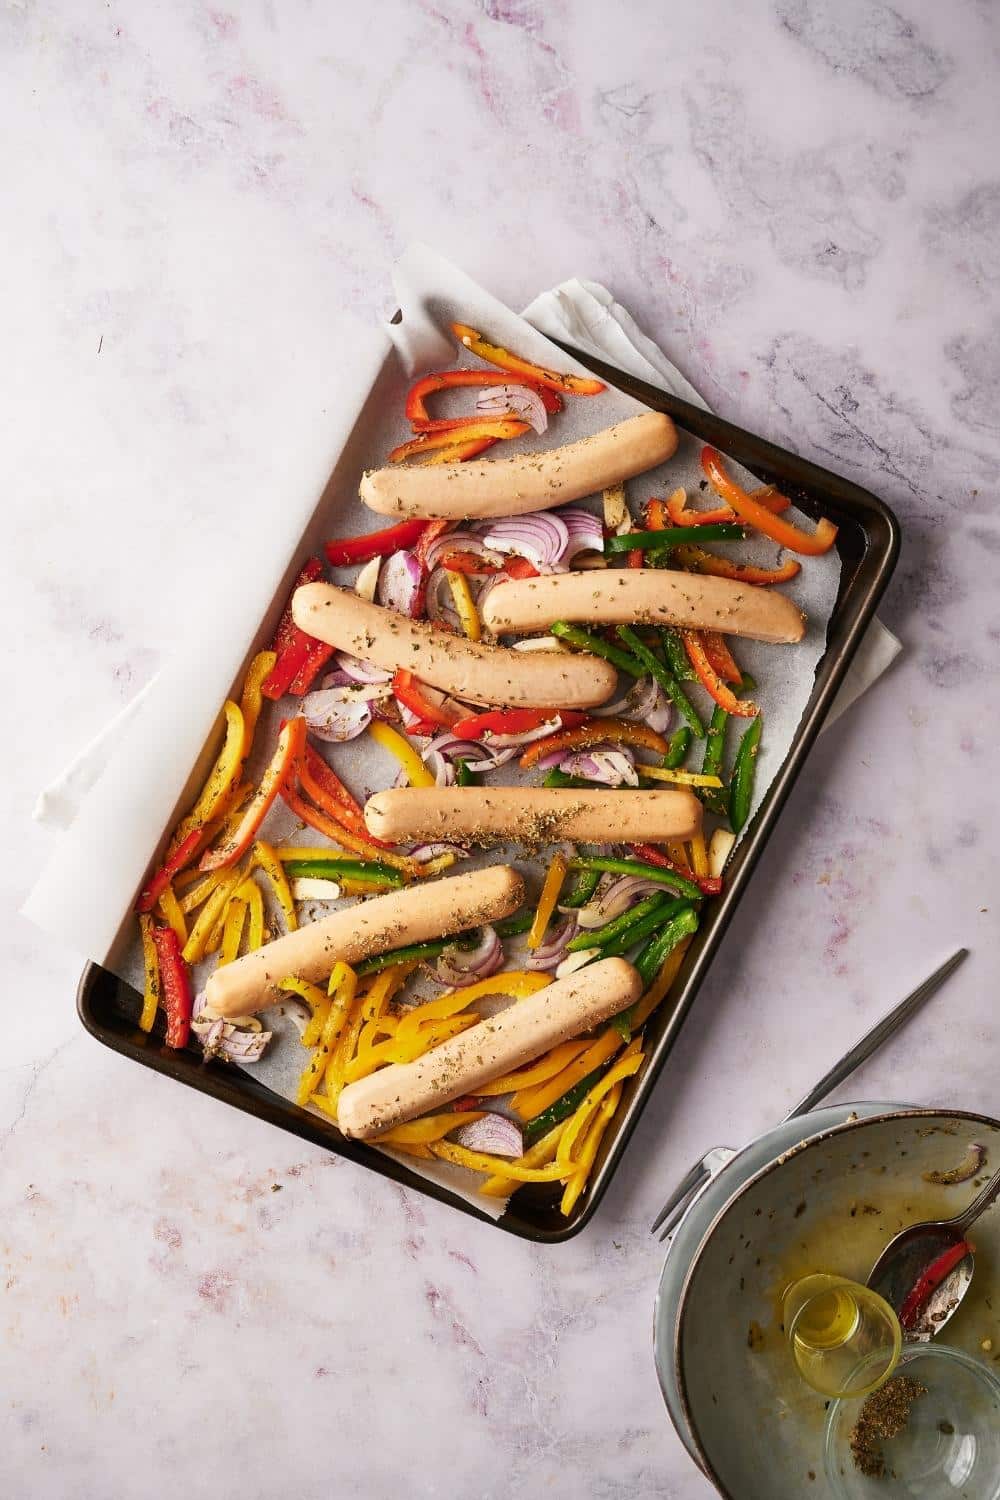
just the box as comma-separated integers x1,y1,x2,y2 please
3,2,999,1496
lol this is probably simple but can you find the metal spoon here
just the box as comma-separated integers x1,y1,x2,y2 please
867,1160,1000,1341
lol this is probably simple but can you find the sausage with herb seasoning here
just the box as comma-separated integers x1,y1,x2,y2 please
364,786,703,846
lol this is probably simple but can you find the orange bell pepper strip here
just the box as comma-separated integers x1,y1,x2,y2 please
671,542,801,586
388,419,529,464
665,484,790,527
239,650,278,759
526,853,568,950
200,717,306,871
700,629,742,686
519,717,669,769
136,827,203,914
682,632,759,719
406,369,563,429
419,438,497,464
452,323,606,396
392,670,463,729
281,783,417,874
701,447,838,555
298,743,371,839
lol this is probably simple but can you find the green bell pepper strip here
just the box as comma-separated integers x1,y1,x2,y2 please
616,625,705,738
542,768,592,789
698,673,757,817
660,628,694,682
606,523,744,552
493,911,534,939
354,934,477,976
635,905,700,987
282,857,405,888
550,621,645,678
567,892,673,952
568,855,703,904
522,1062,611,1147
455,758,478,787
599,897,691,959
561,868,602,909
729,714,763,834
663,726,693,769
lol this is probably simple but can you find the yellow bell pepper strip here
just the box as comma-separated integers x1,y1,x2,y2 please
182,865,246,963
395,972,550,1043
151,925,194,1049
157,885,188,945
367,720,436,788
446,568,481,641
136,828,203,914
672,542,801,587
556,1044,644,1171
639,766,723,788
430,1140,573,1182
451,322,606,397
389,418,530,463
201,717,306,872
166,700,246,859
560,1080,623,1217
701,446,838,555
234,878,265,950
252,840,298,932
239,650,278,759
178,867,228,916
376,1112,484,1146
355,1015,398,1069
526,853,568,951
346,1014,482,1081
278,976,330,1042
362,959,420,1022
296,962,358,1106
519,718,669,770
475,1039,590,1097
479,1121,569,1197
324,986,369,1106
138,914,160,1033
682,630,760,719
383,1140,435,1159
308,1093,340,1122
688,832,710,879
629,937,694,1031
513,1029,624,1121
218,897,247,967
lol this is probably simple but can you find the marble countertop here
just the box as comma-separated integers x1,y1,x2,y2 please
5,2,999,1495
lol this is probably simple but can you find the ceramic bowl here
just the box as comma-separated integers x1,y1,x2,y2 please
673,1108,1000,1499
653,1099,908,1460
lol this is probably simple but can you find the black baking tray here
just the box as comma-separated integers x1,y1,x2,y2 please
77,346,899,1241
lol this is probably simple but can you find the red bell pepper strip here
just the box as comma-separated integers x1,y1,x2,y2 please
520,717,669,769
451,323,606,396
325,520,428,568
299,743,371,840
450,707,586,740
630,842,722,897
702,447,838,555
136,828,203,914
672,542,801,586
899,1240,971,1330
389,419,529,464
151,925,193,1049
405,370,562,431
392,671,463,730
262,559,327,700
700,630,742,686
200,717,306,871
438,549,501,576
413,518,454,570
502,556,540,580
683,631,759,718
627,546,644,569
287,640,336,696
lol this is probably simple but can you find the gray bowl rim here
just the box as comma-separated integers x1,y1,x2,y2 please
673,1105,1000,1500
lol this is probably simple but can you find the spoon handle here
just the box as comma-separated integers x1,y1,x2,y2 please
951,1163,1000,1235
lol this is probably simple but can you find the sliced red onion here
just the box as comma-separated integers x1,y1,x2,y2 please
479,716,563,750
409,842,471,863
377,550,423,617
424,733,520,773
558,749,638,787
559,506,605,562
524,914,578,971
192,1015,272,1063
475,383,548,435
335,651,392,685
572,876,666,930
302,684,389,743
477,513,569,571
592,675,672,734
425,566,461,630
435,926,504,985
397,699,431,737
422,530,499,574
318,669,354,689
452,1112,524,1157
423,748,456,787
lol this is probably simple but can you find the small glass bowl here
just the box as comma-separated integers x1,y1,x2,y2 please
824,1343,1000,1499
